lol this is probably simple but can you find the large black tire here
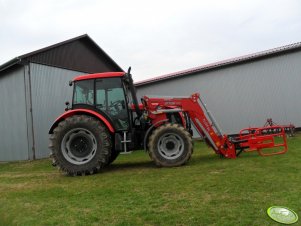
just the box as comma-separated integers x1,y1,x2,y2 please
49,115,112,176
107,149,120,165
148,123,193,167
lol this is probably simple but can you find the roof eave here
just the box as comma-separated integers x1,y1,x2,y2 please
0,34,124,73
135,41,301,87
0,57,22,72
18,34,89,59
85,35,124,72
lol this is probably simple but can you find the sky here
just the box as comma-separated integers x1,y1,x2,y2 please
1,0,301,82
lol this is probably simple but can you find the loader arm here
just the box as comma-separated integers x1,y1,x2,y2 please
144,93,287,158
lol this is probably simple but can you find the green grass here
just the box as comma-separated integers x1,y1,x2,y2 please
1,135,301,226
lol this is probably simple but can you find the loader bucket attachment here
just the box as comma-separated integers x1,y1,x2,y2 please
238,126,288,156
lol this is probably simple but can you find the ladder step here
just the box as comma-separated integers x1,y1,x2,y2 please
121,132,131,154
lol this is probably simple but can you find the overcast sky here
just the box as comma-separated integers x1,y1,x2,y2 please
1,0,301,81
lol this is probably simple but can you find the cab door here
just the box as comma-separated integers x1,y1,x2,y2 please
95,78,129,131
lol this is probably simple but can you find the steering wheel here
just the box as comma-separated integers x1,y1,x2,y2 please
109,100,124,116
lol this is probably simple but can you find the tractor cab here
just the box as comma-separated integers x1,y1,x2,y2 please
71,72,131,131
49,69,192,176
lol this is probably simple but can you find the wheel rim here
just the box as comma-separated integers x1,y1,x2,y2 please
61,128,97,165
157,132,184,160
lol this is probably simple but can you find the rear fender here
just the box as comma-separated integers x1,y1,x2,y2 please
49,109,115,134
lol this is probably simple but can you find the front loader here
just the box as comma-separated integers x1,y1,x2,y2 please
49,68,288,176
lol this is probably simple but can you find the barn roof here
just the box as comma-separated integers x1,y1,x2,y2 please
0,34,123,73
135,41,301,87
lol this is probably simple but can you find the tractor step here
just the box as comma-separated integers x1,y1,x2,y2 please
120,132,132,154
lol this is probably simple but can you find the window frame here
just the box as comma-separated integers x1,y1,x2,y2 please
72,78,131,131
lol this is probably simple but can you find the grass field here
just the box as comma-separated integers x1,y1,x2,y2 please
0,134,300,226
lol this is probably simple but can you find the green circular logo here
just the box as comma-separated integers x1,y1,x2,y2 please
267,206,298,224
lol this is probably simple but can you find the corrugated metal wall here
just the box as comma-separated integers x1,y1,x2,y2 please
0,66,29,161
26,38,122,73
30,63,83,159
136,51,301,135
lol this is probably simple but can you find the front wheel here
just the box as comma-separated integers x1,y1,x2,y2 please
148,123,193,167
49,115,112,176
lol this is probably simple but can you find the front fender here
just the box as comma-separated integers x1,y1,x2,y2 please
49,109,115,134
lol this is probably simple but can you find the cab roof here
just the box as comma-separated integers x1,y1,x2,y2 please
73,72,125,81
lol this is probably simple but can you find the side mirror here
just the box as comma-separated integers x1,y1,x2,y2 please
69,80,73,86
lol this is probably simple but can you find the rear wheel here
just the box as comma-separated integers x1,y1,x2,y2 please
148,123,193,167
49,115,112,175
108,149,120,165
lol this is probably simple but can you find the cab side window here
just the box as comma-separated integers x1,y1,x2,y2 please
73,80,94,105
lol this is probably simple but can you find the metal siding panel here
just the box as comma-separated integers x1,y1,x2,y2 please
136,51,301,135
26,38,122,73
0,67,29,161
30,63,83,159
24,64,35,160
135,43,301,86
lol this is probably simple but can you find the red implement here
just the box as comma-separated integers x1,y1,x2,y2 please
238,126,288,156
144,93,288,158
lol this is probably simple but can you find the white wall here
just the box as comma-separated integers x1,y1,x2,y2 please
136,51,301,135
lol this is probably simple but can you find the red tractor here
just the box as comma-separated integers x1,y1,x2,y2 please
49,68,288,175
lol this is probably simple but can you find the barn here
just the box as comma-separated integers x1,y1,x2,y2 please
135,42,301,136
0,34,122,161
